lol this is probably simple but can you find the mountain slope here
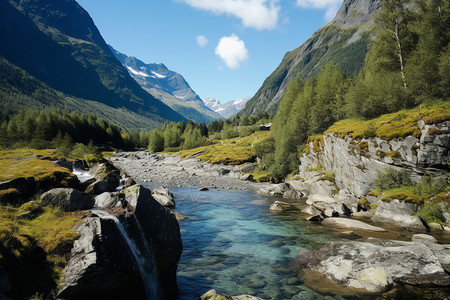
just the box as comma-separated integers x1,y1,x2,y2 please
241,0,381,116
0,0,185,129
111,46,222,124
204,97,251,118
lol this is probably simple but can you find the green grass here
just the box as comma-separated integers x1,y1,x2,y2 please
326,101,450,140
0,201,83,284
178,131,271,165
381,186,423,205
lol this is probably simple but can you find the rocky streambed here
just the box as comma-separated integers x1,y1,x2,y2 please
106,151,450,299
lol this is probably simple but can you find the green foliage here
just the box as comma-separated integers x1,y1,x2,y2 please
375,168,413,190
148,129,164,152
416,198,448,225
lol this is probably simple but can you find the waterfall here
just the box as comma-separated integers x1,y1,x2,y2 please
72,161,94,183
92,210,161,300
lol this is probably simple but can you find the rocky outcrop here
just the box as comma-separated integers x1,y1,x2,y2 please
371,199,426,230
269,201,292,212
57,217,146,299
297,121,449,198
41,188,94,212
295,238,450,293
322,217,386,232
58,184,182,299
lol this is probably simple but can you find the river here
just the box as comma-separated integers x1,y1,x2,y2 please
141,184,347,299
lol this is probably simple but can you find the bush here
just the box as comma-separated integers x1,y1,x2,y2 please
375,168,413,190
415,199,447,225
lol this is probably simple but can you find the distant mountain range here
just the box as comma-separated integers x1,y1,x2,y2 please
111,47,222,124
240,0,381,116
204,97,251,119
0,0,185,130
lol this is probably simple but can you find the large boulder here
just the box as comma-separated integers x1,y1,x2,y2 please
57,217,146,299
294,238,450,293
41,188,94,212
120,184,182,299
371,200,426,230
201,289,264,300
322,218,386,232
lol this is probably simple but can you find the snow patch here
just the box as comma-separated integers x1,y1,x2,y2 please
126,66,150,78
151,71,166,79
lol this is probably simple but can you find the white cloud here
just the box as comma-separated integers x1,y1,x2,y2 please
196,35,208,47
180,0,280,30
296,0,343,20
215,34,249,69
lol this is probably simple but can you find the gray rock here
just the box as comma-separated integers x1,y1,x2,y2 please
301,206,322,215
371,200,426,230
151,186,175,208
200,289,264,300
85,163,121,195
324,207,339,217
412,234,438,244
295,238,450,292
58,217,146,299
239,163,258,173
198,187,209,191
270,201,291,212
322,217,386,232
95,192,119,208
170,209,188,221
41,188,94,211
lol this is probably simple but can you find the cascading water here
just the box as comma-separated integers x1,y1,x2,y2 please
92,209,161,300
72,161,94,183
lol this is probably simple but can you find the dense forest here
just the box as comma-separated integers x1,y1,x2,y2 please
260,0,450,180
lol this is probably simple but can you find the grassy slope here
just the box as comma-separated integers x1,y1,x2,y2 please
178,131,271,165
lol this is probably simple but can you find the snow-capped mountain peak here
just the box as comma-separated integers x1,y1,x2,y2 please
204,97,251,118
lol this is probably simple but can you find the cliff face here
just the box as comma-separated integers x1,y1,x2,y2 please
298,120,449,198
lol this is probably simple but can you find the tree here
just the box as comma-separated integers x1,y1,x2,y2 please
148,129,164,152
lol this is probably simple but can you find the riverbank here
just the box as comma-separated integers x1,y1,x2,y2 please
107,151,272,191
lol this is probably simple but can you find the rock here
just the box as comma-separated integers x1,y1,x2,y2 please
41,188,94,212
0,177,37,205
301,206,322,215
151,186,175,208
428,222,443,231
270,201,291,212
201,289,232,300
371,200,426,230
170,209,188,221
85,163,121,195
306,214,324,222
239,163,258,173
322,218,386,232
198,187,209,191
120,184,182,298
412,234,438,244
240,174,254,181
294,238,450,293
324,207,339,217
200,289,264,300
57,217,146,299
283,189,303,200
95,192,120,208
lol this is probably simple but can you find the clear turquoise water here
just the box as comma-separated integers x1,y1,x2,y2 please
157,186,345,300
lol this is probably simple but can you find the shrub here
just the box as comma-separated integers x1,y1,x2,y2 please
415,199,447,225
375,168,413,190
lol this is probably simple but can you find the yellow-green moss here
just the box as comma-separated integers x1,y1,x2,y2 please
178,131,271,165
381,187,423,205
306,164,323,173
358,141,369,152
325,101,450,141
376,150,402,159
368,189,381,197
306,135,324,153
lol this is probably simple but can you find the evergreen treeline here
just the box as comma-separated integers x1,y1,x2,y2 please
265,0,449,180
0,109,128,151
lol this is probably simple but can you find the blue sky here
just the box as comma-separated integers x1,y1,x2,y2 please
77,0,343,103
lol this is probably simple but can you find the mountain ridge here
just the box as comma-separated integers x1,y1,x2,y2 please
240,0,381,116
0,0,185,130
204,97,251,119
110,46,222,124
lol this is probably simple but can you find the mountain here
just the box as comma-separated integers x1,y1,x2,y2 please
0,0,185,130
111,47,222,124
204,97,251,119
240,0,381,116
